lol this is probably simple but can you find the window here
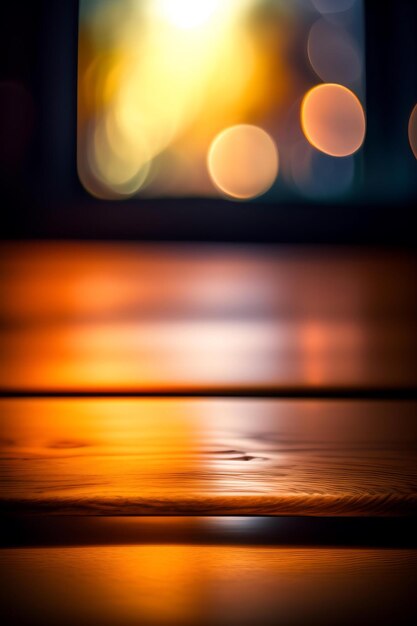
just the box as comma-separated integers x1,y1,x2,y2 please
77,0,366,202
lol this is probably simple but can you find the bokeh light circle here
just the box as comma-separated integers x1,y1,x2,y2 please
87,115,152,196
312,0,357,14
208,124,279,199
301,84,366,157
409,104,417,160
308,19,362,86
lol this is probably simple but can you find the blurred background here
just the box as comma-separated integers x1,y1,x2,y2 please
1,4,417,625
0,0,417,242
78,0,367,201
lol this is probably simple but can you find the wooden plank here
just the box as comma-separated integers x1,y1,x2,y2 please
1,544,416,626
1,398,416,516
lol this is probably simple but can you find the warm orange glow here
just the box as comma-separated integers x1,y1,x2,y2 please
1,243,417,393
0,399,202,507
208,125,279,199
77,0,314,198
77,1,366,199
301,84,366,157
1,397,416,516
409,103,417,160
3,544,413,626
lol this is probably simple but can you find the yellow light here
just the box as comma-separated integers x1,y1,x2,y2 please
87,114,151,195
208,124,279,200
78,0,364,199
155,0,224,29
301,83,366,157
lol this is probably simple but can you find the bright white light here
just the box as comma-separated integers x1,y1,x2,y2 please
155,0,224,29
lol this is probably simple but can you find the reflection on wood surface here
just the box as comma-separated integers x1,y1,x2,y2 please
2,544,416,626
2,399,416,516
1,243,416,391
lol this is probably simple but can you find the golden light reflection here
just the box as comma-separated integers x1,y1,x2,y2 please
1,398,416,516
208,125,279,199
2,545,416,626
0,399,203,506
301,84,366,157
1,243,417,393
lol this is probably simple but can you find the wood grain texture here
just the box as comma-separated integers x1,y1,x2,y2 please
1,398,416,516
2,545,416,626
